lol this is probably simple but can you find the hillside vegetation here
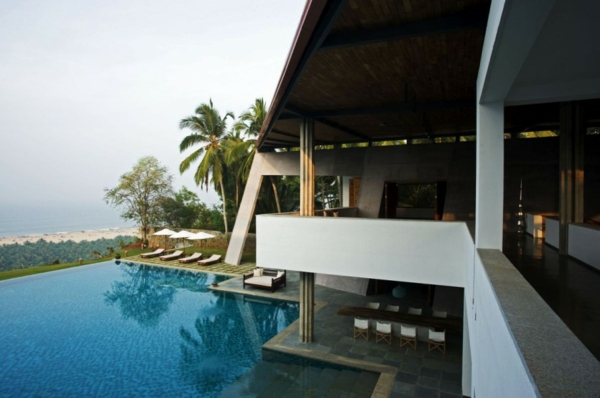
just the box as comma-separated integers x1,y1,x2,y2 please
0,236,135,271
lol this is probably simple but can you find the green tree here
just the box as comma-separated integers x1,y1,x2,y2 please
104,156,173,244
179,99,234,235
228,98,281,213
158,186,206,228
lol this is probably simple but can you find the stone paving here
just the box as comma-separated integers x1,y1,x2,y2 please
125,256,464,398
213,271,464,398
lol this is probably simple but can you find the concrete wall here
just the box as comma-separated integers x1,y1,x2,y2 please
568,223,600,271
257,215,470,288
545,217,559,248
467,252,538,397
314,274,370,295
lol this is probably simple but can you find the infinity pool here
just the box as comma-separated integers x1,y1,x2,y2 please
0,261,299,397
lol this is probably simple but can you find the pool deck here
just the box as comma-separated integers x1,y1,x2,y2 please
126,255,463,398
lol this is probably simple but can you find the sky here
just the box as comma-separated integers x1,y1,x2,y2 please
0,0,306,208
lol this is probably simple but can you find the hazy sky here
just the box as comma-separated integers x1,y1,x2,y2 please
0,0,305,208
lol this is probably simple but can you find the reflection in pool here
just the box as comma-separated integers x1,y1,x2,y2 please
0,261,298,397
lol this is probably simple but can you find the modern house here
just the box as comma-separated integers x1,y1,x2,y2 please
225,0,600,396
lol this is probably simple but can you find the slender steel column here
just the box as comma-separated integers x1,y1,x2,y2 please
559,102,585,255
299,117,315,343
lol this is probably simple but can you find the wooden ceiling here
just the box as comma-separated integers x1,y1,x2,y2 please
258,0,600,149
258,0,490,148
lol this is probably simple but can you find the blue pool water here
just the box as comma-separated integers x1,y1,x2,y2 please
0,261,299,397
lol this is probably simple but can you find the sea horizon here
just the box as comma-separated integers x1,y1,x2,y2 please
0,203,135,238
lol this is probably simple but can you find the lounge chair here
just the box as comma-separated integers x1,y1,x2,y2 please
243,269,286,292
178,252,202,263
159,250,183,261
140,248,165,258
197,254,222,266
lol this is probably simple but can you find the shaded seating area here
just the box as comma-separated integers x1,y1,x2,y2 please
338,307,461,332
178,252,202,263
159,250,183,261
243,269,286,293
198,254,222,266
140,248,165,258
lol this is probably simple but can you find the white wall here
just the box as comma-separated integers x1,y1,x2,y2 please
525,213,545,238
568,223,600,272
545,217,559,248
467,253,537,397
257,216,469,287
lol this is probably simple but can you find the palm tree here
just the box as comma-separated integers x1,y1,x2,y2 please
227,98,281,213
179,99,234,235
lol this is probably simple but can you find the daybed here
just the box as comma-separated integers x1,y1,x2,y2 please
178,252,202,263
159,250,183,261
243,269,286,293
140,248,165,258
197,254,222,266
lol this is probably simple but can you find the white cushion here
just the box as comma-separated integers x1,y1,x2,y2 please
246,276,272,286
276,271,284,278
253,269,263,277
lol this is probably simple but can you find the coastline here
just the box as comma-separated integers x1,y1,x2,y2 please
0,227,140,246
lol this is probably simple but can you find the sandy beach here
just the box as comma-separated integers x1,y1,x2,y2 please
0,227,140,246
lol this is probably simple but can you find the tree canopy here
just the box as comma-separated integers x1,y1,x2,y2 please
104,156,173,243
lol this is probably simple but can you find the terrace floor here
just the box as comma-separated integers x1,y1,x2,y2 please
127,255,464,398
503,232,600,360
214,273,464,398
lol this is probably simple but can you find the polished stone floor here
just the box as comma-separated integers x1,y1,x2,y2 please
503,232,600,360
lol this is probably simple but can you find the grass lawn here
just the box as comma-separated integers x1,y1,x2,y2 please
0,247,255,281
0,248,146,281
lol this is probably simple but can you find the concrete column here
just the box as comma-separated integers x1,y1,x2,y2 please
559,102,585,255
299,117,315,343
475,101,504,250
299,272,315,343
300,118,315,217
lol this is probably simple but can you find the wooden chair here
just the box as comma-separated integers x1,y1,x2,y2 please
353,318,369,340
432,310,447,318
428,329,446,354
366,302,380,310
375,322,392,345
385,304,399,312
407,307,422,315
400,324,417,350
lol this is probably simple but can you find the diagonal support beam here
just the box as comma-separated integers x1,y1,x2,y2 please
321,8,488,50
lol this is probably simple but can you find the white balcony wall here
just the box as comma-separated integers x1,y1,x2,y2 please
257,215,470,287
545,217,559,248
568,223,600,272
467,252,537,397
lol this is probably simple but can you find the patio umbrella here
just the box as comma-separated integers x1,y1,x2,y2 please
169,230,194,253
152,228,176,248
187,232,215,250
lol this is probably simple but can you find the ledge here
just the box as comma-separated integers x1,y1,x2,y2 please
478,249,600,397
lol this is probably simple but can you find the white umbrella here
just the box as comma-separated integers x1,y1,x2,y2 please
187,232,215,250
152,228,176,248
169,230,194,252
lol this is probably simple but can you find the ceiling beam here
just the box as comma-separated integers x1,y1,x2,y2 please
285,104,372,142
321,8,488,50
271,128,331,145
279,100,473,120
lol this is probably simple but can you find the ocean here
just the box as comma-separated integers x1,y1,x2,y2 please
0,204,135,237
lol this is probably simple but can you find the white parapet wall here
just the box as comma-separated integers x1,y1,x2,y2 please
568,223,600,272
545,217,559,248
257,215,470,287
